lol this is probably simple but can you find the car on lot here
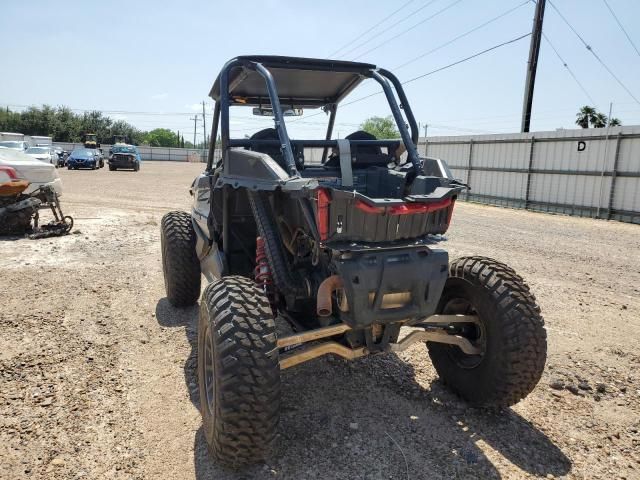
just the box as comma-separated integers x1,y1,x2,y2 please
0,140,29,152
25,146,56,165
0,147,63,195
67,148,99,170
108,144,141,171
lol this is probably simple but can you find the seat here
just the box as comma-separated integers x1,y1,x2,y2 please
324,130,394,169
248,128,304,170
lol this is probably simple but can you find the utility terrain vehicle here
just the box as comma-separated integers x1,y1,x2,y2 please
161,56,547,467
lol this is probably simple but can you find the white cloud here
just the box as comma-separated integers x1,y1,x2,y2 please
185,103,202,111
151,93,169,100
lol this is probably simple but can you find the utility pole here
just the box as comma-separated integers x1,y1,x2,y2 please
201,101,207,150
190,115,198,147
520,0,546,133
424,123,428,156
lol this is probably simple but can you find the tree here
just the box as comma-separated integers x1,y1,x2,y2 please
591,112,608,128
144,128,180,147
576,106,597,128
575,106,622,128
360,116,400,139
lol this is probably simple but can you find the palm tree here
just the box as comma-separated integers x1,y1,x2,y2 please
576,106,596,128
608,117,622,126
592,112,608,128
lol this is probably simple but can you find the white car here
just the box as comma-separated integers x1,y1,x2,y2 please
0,140,29,152
25,146,56,165
0,148,63,195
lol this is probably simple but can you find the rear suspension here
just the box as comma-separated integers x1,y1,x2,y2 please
254,236,276,314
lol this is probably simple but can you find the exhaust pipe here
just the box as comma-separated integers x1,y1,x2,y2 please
317,275,343,317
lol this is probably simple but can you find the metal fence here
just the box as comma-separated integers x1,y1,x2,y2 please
420,126,640,224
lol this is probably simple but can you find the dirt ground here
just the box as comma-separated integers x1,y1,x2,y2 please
1,161,638,480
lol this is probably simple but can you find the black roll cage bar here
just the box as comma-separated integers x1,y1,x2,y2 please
206,58,422,177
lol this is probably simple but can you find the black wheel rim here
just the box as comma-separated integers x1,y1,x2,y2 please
203,326,216,416
441,297,486,369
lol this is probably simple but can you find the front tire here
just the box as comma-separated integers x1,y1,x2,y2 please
428,256,547,407
198,276,280,467
160,211,201,307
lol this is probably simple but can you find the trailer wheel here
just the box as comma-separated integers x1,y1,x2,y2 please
160,211,201,307
198,276,280,467
428,256,547,407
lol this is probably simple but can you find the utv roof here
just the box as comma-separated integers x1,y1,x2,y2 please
209,55,377,108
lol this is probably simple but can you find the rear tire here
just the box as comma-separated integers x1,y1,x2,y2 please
109,165,115,171
161,211,201,307
428,256,546,407
198,276,280,467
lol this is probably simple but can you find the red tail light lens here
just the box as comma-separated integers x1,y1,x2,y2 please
316,188,331,241
355,197,452,216
0,166,20,180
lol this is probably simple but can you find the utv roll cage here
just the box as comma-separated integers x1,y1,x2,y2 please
205,55,423,177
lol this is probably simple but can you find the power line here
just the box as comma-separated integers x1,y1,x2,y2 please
547,0,640,106
292,32,531,123
0,103,212,116
601,0,640,57
352,0,466,61
541,32,596,104
327,0,416,58
394,0,531,70
402,32,531,85
338,0,439,59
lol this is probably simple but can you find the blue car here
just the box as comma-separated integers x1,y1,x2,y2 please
67,148,99,170
108,144,141,171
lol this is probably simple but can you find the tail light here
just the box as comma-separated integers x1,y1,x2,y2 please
316,188,331,241
0,166,20,181
355,197,452,216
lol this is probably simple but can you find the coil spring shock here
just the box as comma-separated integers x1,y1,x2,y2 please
254,236,276,314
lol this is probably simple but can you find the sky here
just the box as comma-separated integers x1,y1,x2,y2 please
1,0,640,142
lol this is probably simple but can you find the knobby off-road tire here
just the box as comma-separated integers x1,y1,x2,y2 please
160,211,201,307
198,276,280,467
428,256,547,407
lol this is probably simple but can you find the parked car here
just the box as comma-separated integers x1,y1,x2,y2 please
108,144,141,171
67,148,99,170
0,147,63,195
0,140,29,152
25,146,56,165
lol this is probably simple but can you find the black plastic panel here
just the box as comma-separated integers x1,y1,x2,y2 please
334,247,449,327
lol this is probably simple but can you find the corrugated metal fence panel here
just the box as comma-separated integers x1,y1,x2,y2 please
418,126,640,224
